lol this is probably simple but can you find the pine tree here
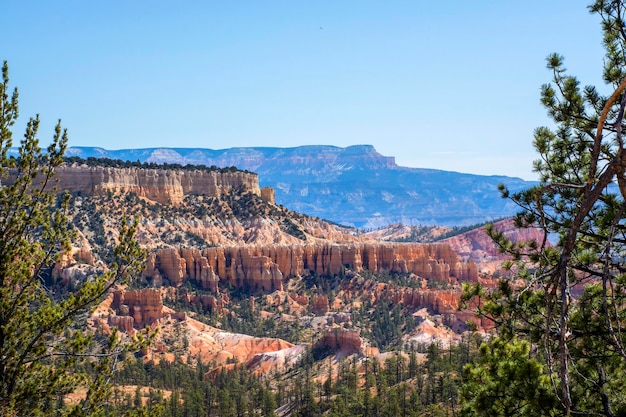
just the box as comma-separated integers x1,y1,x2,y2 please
458,338,559,416
462,1,626,415
0,60,147,416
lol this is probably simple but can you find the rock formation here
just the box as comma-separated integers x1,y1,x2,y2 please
311,295,330,315
13,164,261,205
260,187,275,204
110,288,165,329
441,218,546,274
108,315,136,334
142,242,478,291
313,327,374,357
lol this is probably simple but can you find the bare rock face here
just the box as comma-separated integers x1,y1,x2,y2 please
182,250,219,291
289,293,309,307
108,315,135,333
27,164,261,205
386,287,460,315
150,250,186,286
260,187,275,204
111,288,164,328
248,256,284,292
311,295,330,315
314,327,366,356
441,218,545,265
142,242,478,292
52,246,97,280
180,317,296,378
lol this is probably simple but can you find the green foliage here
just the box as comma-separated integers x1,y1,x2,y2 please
353,300,417,350
459,337,559,416
113,358,279,417
64,155,253,175
317,339,478,416
0,61,149,416
280,217,307,240
106,334,478,416
460,2,626,415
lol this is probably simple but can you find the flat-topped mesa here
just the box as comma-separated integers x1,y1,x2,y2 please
28,164,262,204
142,242,478,291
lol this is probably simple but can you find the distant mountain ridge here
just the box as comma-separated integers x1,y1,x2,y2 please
61,144,534,227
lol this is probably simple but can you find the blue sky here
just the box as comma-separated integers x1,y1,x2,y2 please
4,1,604,180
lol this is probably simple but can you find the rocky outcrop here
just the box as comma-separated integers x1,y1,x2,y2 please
180,317,297,378
311,295,330,315
383,286,489,330
244,345,307,376
260,187,275,204
385,287,460,313
142,242,478,291
94,292,301,376
18,164,261,205
110,288,165,329
108,315,135,333
52,247,97,278
314,327,370,356
337,278,488,333
178,289,229,314
441,218,546,269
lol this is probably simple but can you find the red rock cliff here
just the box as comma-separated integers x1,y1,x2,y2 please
441,218,546,264
110,288,165,328
142,242,478,290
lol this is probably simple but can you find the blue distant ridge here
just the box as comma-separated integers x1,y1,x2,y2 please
60,145,535,228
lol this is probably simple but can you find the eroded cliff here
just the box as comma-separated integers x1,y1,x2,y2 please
440,217,546,274
141,242,479,291
17,164,261,205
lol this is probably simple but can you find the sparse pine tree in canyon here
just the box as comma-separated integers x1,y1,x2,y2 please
461,1,626,415
0,61,147,416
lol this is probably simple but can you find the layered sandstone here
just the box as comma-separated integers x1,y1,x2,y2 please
372,285,491,330
441,218,546,264
52,246,97,279
110,288,165,329
178,288,230,315
93,289,302,375
406,314,461,348
20,164,261,205
260,187,275,204
335,277,490,333
142,242,478,291
182,317,297,377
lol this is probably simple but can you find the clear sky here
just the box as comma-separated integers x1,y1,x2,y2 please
4,1,606,180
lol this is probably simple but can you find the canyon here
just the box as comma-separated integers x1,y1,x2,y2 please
28,158,534,381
